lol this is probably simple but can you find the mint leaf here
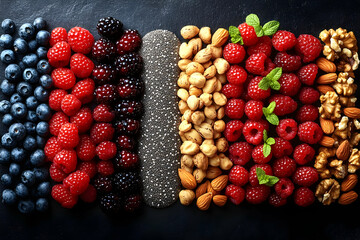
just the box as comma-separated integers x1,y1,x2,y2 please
258,77,270,90
266,113,279,126
266,67,282,82
267,101,276,113
263,20,280,36
266,137,275,145
229,26,243,44
263,143,271,158
269,80,281,91
253,25,264,37
256,168,279,187
263,129,268,142
246,14,261,27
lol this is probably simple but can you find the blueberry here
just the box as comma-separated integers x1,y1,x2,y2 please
5,63,22,82
1,79,16,96
33,17,46,31
0,49,16,64
28,40,38,52
10,147,27,163
36,136,46,148
23,135,36,151
10,102,27,119
9,163,21,176
24,121,36,135
13,38,28,54
18,200,35,214
30,149,45,166
36,30,50,46
0,174,12,187
16,81,33,97
37,59,51,74
1,133,16,149
0,148,10,164
2,114,14,126
39,74,53,89
34,86,49,102
0,99,11,113
10,93,23,103
2,189,17,205
35,104,51,120
26,96,39,110
35,198,48,212
26,110,38,122
21,170,35,186
36,46,47,59
18,61,26,71
35,121,49,137
0,34,13,49
19,23,35,41
9,123,26,141
22,54,38,68
1,19,16,34
23,68,39,84
36,182,50,197
33,168,49,182
15,183,29,198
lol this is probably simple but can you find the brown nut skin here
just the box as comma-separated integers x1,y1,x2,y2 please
179,190,195,206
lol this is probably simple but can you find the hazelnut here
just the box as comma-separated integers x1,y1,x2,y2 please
199,93,213,107
204,105,217,119
185,62,204,75
214,79,222,92
204,65,217,79
193,168,207,183
191,111,205,125
199,27,211,44
179,42,193,59
181,155,194,168
187,95,200,110
193,152,209,170
209,155,221,167
180,25,199,39
202,77,217,93
202,61,212,69
217,107,225,119
182,109,193,122
178,59,192,71
219,153,233,170
214,120,225,132
216,138,229,152
213,92,227,106
178,100,190,114
180,141,200,155
213,131,221,139
183,129,203,145
188,38,202,54
179,189,195,205
213,58,230,74
216,74,227,84
188,85,203,97
207,45,223,59
179,120,192,132
194,122,214,139
177,88,190,101
177,74,190,89
189,72,206,88
200,142,217,157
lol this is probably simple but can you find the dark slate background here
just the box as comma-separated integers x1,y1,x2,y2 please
1,0,360,239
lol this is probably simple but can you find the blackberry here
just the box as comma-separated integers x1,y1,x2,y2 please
123,194,142,212
99,193,121,213
93,175,113,195
114,150,139,169
115,100,143,119
97,17,123,40
115,119,140,136
117,135,136,151
92,38,117,63
116,29,142,55
116,77,144,99
95,84,117,104
92,64,117,85
112,170,140,194
114,52,143,76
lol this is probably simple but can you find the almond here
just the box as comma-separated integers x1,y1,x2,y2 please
341,174,358,192
178,168,197,189
195,181,209,198
344,107,360,119
316,57,336,73
207,182,220,196
320,118,335,134
338,191,358,205
213,195,227,207
196,192,212,210
206,166,222,179
317,85,335,94
211,28,229,47
336,140,351,160
319,136,335,147
210,175,228,191
316,73,337,84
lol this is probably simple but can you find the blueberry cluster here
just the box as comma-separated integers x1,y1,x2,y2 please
0,18,52,214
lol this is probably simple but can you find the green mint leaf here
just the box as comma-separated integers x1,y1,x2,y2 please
256,167,279,187
263,20,280,36
269,80,281,91
263,129,268,142
253,25,264,37
246,14,261,27
266,67,282,82
267,101,276,113
267,176,280,186
229,26,243,44
263,143,271,158
266,113,279,126
266,137,275,146
258,77,270,90
256,167,266,180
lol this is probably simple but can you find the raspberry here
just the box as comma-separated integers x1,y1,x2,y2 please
78,161,97,179
226,65,247,85
225,98,245,119
298,87,320,105
51,68,76,90
223,120,244,142
97,17,123,40
229,165,249,186
76,135,96,162
268,193,287,207
79,185,97,203
223,43,246,64
97,161,115,176
115,119,140,136
51,184,78,208
99,193,121,213
294,187,315,207
246,185,270,204
92,64,117,85
293,143,315,165
228,141,252,165
49,112,69,136
272,137,293,158
295,34,322,63
123,194,142,212
225,184,245,205
272,30,297,51
49,89,67,111
95,84,117,104
261,58,276,76
114,52,143,76
61,94,82,116
71,78,95,104
293,166,319,187
53,149,77,174
70,107,93,133
252,145,272,164
258,119,269,131
63,170,90,195
296,105,318,123
273,156,296,178
278,73,301,96
67,27,94,54
96,141,117,161
274,178,294,199
247,76,271,101
117,135,136,151
70,53,94,79
245,53,267,75
242,120,265,145
268,94,297,116
91,38,116,63
93,104,115,122
249,164,273,186
49,27,67,47
115,100,143,119
93,175,113,194
221,83,243,99
57,123,80,149
116,29,142,55
47,41,71,68
247,36,272,57
238,23,258,46
112,170,140,194
90,123,115,145
244,100,263,120
297,64,318,86
276,118,298,141
274,52,302,72
44,137,61,161
114,150,139,169
298,121,323,144
49,163,67,182
117,77,144,99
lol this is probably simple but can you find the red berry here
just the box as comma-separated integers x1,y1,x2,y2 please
273,156,296,178
296,105,319,123
70,53,94,78
71,78,95,104
295,34,322,63
51,184,78,208
78,161,97,179
224,120,244,142
274,52,302,72
123,194,142,212
223,43,246,64
272,137,293,158
61,94,82,117
252,144,272,164
229,165,249,186
225,184,245,205
249,164,273,186
268,193,287,207
70,107,93,133
297,64,318,86
247,76,271,101
76,135,96,162
268,94,298,116
245,53,267,75
298,121,323,144
49,27,67,47
49,112,69,136
67,27,94,54
95,84,117,104
244,100,263,120
278,73,301,96
225,98,245,119
44,137,61,161
246,185,270,204
272,30,297,51
93,104,115,122
53,149,77,174
49,89,67,111
221,84,243,99
57,123,80,149
63,170,90,195
298,87,320,105
116,29,142,55
90,123,115,145
92,64,117,85
79,184,97,203
262,58,276,76
242,120,265,145
97,160,114,176
91,38,116,63
276,118,298,141
293,166,319,187
226,65,247,85
228,142,252,165
51,68,76,90
294,187,315,207
117,135,136,151
47,41,71,68
49,163,67,182
238,23,258,46
117,77,144,99
247,36,272,57
274,178,294,199
293,143,315,165
114,150,139,169
96,141,117,161
115,119,140,136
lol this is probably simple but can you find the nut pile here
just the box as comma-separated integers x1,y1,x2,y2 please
177,25,232,210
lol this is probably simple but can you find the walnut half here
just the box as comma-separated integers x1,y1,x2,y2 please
319,91,341,121
348,148,360,173
314,147,335,179
315,178,340,205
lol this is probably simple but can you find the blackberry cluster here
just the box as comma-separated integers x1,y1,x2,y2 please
0,17,51,214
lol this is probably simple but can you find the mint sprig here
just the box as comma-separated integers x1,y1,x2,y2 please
256,167,279,187
263,101,279,126
229,26,244,45
245,13,280,37
262,129,275,158
258,67,282,91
